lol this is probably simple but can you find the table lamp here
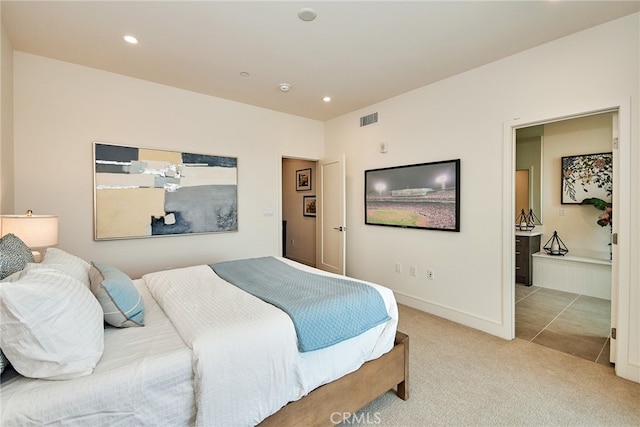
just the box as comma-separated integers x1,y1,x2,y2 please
0,210,59,261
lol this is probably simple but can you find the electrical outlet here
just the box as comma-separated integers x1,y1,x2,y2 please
427,269,434,280
410,266,417,276
395,263,402,274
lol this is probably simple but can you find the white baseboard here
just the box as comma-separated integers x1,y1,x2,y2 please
394,292,511,340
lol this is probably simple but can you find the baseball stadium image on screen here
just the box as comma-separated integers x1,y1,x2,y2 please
364,159,460,232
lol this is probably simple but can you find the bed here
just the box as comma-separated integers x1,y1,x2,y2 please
0,239,408,426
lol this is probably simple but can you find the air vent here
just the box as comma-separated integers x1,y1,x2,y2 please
360,112,379,127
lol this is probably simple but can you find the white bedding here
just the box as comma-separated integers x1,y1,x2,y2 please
1,257,397,426
0,282,195,427
142,257,398,426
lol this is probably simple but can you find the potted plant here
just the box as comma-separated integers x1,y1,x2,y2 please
581,197,612,259
581,197,612,227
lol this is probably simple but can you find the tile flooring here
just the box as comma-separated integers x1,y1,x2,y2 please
515,284,613,366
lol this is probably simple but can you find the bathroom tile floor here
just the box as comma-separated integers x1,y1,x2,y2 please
515,284,612,366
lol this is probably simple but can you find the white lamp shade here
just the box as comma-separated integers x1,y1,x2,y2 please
0,215,59,248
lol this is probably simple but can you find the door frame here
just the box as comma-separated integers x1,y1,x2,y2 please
502,97,633,381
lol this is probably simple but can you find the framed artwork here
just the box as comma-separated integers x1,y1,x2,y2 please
365,159,460,232
561,152,612,204
93,142,238,240
303,195,316,217
296,168,312,191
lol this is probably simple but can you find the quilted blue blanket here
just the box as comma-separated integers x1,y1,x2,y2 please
210,257,391,352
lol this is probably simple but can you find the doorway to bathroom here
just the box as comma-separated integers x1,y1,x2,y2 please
513,112,615,365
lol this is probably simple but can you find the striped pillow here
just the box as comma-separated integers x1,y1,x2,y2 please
0,233,34,374
41,247,91,288
0,266,104,379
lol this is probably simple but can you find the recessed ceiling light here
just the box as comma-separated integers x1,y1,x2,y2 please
298,8,317,22
322,96,331,102
279,83,291,92
123,35,139,44
240,71,250,77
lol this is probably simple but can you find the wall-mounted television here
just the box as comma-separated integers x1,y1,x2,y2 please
364,159,460,232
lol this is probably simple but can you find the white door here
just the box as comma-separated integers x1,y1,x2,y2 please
316,155,346,275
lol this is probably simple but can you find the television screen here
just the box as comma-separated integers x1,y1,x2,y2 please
364,159,460,231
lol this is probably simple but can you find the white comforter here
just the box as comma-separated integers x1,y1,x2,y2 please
142,258,398,426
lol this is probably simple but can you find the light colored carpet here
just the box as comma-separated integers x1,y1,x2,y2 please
342,304,640,426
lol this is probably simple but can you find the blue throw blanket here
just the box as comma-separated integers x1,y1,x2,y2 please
210,257,391,352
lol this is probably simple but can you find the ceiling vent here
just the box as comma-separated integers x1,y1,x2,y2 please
359,112,378,127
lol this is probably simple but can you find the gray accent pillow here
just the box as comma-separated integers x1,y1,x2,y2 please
0,234,35,280
0,349,8,375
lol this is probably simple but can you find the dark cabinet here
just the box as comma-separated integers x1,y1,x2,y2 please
515,233,541,286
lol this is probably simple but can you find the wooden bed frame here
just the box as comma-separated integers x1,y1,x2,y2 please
260,331,409,426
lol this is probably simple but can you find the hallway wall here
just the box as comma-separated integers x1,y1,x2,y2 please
282,158,316,266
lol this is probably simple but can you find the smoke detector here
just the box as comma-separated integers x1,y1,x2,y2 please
279,83,291,92
298,8,317,22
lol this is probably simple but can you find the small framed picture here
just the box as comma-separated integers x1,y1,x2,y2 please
303,196,316,217
296,168,312,191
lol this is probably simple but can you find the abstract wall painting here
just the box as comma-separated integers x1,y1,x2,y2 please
94,142,237,240
364,159,460,232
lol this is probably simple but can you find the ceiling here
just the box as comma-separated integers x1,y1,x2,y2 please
2,1,639,121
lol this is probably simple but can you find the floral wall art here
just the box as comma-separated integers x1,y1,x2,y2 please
561,152,612,205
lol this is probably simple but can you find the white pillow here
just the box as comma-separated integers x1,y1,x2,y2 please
0,266,104,380
41,247,91,288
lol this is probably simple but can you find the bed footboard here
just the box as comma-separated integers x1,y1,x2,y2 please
260,331,409,427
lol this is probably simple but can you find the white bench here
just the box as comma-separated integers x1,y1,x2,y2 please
532,252,611,300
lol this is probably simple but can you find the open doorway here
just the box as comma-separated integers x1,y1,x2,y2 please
513,113,614,365
281,158,317,267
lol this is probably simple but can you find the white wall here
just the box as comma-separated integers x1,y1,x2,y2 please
325,14,639,378
0,16,14,214
13,53,324,278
